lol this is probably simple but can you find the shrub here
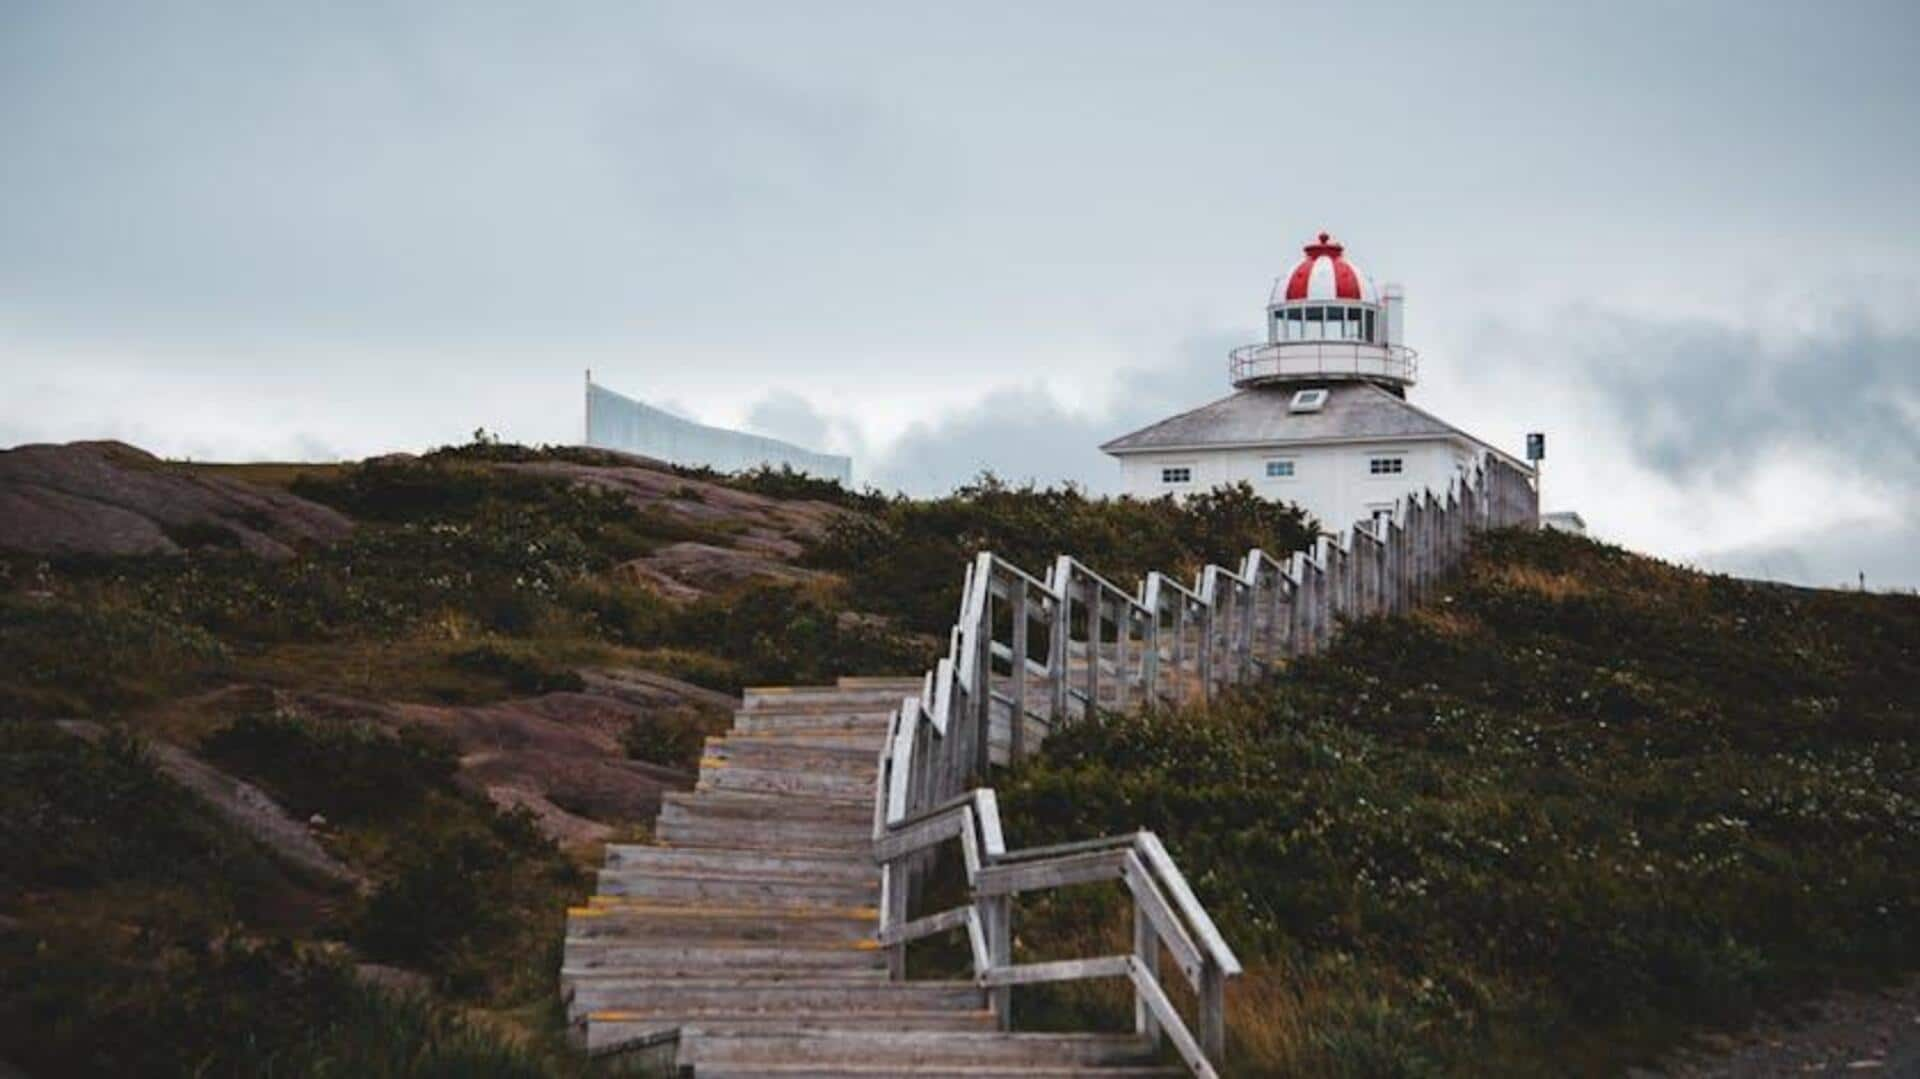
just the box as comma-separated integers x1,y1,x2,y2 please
0,721,277,911
353,801,581,999
201,714,459,824
0,595,229,716
662,583,934,690
448,643,586,696
807,476,1315,634
0,932,575,1078
620,708,716,770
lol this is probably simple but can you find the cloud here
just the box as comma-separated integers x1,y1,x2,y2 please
744,390,832,450
1465,303,1920,588
864,333,1233,494
1687,517,1918,592
1559,309,1920,486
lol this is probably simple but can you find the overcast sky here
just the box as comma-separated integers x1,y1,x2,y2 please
3,2,1916,588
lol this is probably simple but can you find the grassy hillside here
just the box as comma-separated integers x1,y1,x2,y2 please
10,437,1909,1076
0,440,1310,1076
1000,529,1920,1076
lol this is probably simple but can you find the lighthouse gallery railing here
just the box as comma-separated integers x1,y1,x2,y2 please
871,457,1538,1078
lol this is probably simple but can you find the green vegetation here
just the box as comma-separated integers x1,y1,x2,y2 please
0,448,910,711
1001,529,1920,1076
10,437,1912,1076
0,719,589,1075
3,934,587,1077
808,477,1316,634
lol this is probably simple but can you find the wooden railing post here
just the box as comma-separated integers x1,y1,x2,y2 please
1084,575,1101,715
1050,579,1071,724
987,893,1012,1029
1134,902,1163,1048
1010,583,1029,761
883,861,907,979
1196,595,1213,703
1200,958,1227,1063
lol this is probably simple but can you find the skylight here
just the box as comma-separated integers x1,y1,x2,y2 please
1289,388,1329,414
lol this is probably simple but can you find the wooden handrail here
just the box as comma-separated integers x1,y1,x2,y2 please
872,458,1540,1075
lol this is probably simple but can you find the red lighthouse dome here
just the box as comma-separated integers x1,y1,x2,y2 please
1273,232,1378,304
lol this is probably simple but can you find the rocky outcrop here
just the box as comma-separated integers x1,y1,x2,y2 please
504,458,843,599
615,541,828,603
56,719,366,891
277,667,733,847
0,441,351,560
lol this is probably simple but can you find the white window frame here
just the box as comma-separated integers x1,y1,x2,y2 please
1367,503,1396,536
1367,455,1405,476
1262,458,1296,480
1160,464,1195,485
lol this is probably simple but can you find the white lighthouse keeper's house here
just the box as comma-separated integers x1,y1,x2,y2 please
1101,232,1531,533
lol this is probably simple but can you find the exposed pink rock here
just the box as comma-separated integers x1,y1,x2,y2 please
616,541,827,602
0,441,352,560
280,668,731,846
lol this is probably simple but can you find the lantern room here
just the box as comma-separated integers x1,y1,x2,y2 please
1229,232,1417,393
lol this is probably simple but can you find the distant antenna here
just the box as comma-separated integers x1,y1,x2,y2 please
584,368,593,446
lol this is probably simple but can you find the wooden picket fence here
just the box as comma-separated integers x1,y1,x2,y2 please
871,458,1538,1078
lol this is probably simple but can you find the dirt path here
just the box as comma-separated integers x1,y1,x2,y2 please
1639,979,1920,1077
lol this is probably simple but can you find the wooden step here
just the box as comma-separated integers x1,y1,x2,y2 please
683,1059,1175,1067
569,977,984,1020
566,901,876,946
603,845,874,882
742,685,915,711
699,763,876,801
730,711,895,737
661,790,872,823
653,816,873,854
680,1030,1162,1068
706,735,882,767
562,942,885,978
582,1010,997,1052
835,675,926,689
594,868,876,907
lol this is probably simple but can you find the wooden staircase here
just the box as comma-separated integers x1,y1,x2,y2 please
565,678,1181,1076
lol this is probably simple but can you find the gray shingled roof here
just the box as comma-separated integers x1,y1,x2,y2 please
1101,382,1476,454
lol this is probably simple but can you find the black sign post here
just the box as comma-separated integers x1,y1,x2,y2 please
1524,432,1545,527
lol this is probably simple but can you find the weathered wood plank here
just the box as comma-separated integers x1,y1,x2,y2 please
1121,851,1204,988
1128,956,1218,1079
974,849,1130,897
877,904,974,947
1134,833,1241,976
979,954,1130,988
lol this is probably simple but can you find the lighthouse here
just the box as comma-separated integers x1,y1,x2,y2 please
1101,232,1530,533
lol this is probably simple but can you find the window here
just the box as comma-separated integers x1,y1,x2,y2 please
1161,466,1193,484
1347,307,1363,340
1264,459,1295,478
1368,457,1405,475
1305,306,1324,339
1289,388,1328,413
1287,308,1304,340
1364,309,1375,342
